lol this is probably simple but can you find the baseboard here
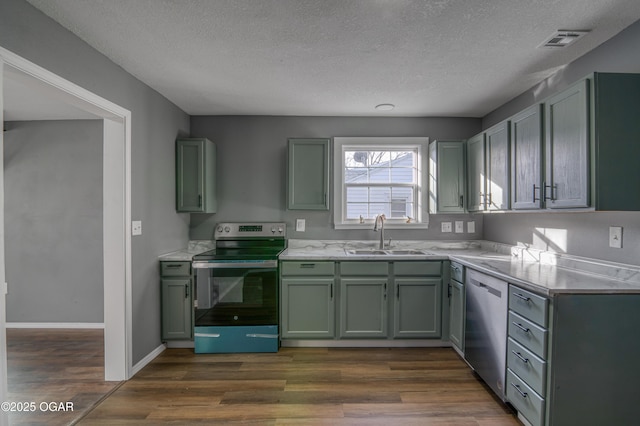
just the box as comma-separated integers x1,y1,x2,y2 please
280,339,451,348
131,344,166,377
6,322,105,329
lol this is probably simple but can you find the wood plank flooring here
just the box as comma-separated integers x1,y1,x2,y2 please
6,328,121,425
81,347,520,425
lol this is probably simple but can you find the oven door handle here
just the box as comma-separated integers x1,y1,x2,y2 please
192,260,278,269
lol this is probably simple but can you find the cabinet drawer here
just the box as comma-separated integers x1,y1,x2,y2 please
394,261,441,276
160,261,191,277
450,261,464,282
340,262,388,276
506,369,545,426
509,285,548,327
507,337,547,396
508,311,548,359
281,261,335,276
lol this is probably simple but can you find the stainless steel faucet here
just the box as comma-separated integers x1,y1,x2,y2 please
373,214,386,249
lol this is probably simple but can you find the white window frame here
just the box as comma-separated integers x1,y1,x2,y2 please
333,137,430,229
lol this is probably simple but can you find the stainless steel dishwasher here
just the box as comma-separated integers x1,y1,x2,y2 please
464,269,508,401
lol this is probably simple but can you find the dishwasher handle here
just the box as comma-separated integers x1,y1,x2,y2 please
468,277,504,298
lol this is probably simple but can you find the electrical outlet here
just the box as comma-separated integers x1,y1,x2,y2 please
132,220,142,236
441,222,452,233
467,221,476,233
455,221,464,233
609,226,623,248
296,219,306,232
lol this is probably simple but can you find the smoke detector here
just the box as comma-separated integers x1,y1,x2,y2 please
539,30,590,48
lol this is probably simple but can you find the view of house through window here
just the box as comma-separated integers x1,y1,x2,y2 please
333,137,429,229
345,149,417,219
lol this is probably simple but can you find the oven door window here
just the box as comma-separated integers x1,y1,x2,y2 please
195,267,278,326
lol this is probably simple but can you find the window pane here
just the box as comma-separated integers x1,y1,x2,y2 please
369,187,390,203
346,187,368,202
346,203,369,219
390,167,415,183
391,187,414,202
369,203,388,217
369,151,390,167
369,167,390,183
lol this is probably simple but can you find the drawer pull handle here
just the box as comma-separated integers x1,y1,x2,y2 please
299,264,316,268
513,293,531,302
512,322,530,333
166,264,182,268
511,383,528,398
512,350,529,364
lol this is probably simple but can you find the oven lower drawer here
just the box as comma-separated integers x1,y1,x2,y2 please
194,325,279,353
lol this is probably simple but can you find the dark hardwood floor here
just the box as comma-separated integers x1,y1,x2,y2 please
81,346,520,425
6,328,121,425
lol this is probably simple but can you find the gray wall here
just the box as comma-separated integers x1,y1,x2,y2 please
190,116,484,241
4,120,103,322
1,0,191,363
483,212,640,266
482,19,640,266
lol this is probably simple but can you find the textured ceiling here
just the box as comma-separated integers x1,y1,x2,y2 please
16,0,640,117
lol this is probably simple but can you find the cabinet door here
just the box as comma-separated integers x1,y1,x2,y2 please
485,121,510,210
287,138,330,210
449,279,465,352
281,277,335,338
161,278,192,340
466,133,486,212
340,278,388,338
393,278,441,338
511,105,543,210
430,141,465,213
544,80,590,208
176,138,217,213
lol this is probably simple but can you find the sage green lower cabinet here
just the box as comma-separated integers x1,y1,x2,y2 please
280,261,335,339
160,261,194,341
505,286,640,426
340,277,388,338
393,277,441,338
448,278,464,353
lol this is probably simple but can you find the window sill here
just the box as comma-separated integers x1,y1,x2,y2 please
334,222,429,230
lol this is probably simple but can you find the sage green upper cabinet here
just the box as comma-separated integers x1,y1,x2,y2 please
429,140,466,213
511,104,543,210
590,73,640,210
466,133,486,212
544,80,590,209
287,138,330,210
485,121,510,210
176,138,217,213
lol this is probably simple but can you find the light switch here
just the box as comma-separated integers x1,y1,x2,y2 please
132,220,142,236
609,226,622,248
455,221,464,233
467,221,476,233
441,222,452,233
296,219,306,232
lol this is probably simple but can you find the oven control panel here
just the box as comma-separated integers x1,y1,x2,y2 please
215,222,286,238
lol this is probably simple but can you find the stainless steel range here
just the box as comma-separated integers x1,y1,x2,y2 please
192,222,286,353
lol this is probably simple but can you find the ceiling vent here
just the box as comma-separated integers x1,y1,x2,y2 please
539,30,590,48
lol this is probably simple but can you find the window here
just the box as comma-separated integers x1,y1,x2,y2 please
333,137,429,229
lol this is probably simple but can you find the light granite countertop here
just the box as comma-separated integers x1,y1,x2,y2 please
158,240,215,261
280,239,640,296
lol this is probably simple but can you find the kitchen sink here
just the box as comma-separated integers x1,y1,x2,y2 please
344,249,433,256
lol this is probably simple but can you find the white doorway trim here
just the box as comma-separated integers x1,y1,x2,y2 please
0,46,132,389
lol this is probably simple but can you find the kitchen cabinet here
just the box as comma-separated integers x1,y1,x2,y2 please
392,261,442,338
287,138,330,210
280,261,336,339
448,262,464,354
428,140,466,213
510,104,543,210
176,138,217,213
466,132,486,212
542,73,640,210
339,262,389,338
544,80,589,208
505,284,640,426
160,261,193,341
485,121,510,210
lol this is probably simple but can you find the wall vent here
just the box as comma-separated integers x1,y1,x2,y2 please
539,30,590,48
